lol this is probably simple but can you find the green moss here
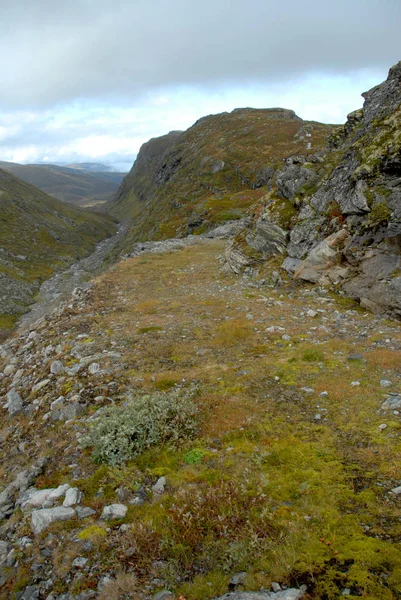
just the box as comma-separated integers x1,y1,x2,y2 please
369,201,392,226
77,525,107,541
183,448,207,465
302,349,325,362
138,326,164,334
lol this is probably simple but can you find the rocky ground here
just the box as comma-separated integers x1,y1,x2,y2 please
0,238,400,600
19,225,128,329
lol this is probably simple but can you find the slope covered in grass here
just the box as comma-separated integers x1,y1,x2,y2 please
1,239,400,599
0,161,126,208
0,168,116,333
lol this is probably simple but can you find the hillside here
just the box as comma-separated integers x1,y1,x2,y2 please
107,109,337,250
224,62,401,318
0,162,126,208
0,239,400,600
0,168,116,334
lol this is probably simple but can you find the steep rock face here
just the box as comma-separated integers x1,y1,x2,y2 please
107,109,335,251
227,62,401,317
0,169,116,332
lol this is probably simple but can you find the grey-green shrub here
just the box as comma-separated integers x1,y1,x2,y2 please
82,387,199,465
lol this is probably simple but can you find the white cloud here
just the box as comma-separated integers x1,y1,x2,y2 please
0,69,385,169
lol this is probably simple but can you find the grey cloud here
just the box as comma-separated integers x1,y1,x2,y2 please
0,0,400,108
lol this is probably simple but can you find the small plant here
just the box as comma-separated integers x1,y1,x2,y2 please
369,201,392,226
184,448,206,465
302,349,324,362
98,572,139,600
77,525,107,541
82,388,199,465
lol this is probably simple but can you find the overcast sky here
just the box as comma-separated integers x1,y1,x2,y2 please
0,0,399,171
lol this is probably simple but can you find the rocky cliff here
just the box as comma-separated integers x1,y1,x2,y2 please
107,109,336,252
226,62,401,318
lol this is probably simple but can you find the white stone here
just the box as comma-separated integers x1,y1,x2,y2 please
101,504,127,520
50,361,64,375
301,387,315,395
4,365,16,376
306,310,318,318
152,476,166,494
5,389,23,416
21,488,56,510
381,395,401,410
378,423,387,430
63,487,82,507
12,369,25,383
31,507,76,534
390,486,401,495
0,540,10,566
88,362,100,374
50,396,65,410
32,379,50,394
48,484,70,501
380,380,392,388
72,556,88,568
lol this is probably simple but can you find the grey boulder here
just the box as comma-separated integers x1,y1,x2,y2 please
31,506,76,534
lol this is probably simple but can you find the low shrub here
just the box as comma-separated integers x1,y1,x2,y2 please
82,387,199,465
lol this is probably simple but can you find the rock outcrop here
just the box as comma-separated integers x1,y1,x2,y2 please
225,62,401,318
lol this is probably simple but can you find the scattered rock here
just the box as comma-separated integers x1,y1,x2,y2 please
31,379,50,394
5,388,23,417
381,395,401,410
72,556,88,568
211,587,307,600
50,360,64,375
153,592,175,600
31,507,76,534
101,504,127,520
300,387,315,395
63,487,82,507
17,586,39,600
348,353,364,361
229,572,248,587
0,540,10,566
75,506,96,519
152,477,167,494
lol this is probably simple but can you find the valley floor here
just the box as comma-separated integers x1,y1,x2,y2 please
1,239,401,599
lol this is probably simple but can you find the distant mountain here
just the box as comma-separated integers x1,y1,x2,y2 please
0,168,116,333
66,162,114,172
0,161,127,208
107,108,336,250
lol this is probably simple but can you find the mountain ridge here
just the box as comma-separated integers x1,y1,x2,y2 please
0,161,126,208
107,107,337,252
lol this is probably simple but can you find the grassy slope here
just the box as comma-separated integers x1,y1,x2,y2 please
0,168,116,330
0,161,125,207
108,108,337,250
2,241,400,599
